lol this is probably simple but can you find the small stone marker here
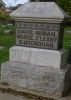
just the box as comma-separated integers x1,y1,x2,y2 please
66,31,71,35
4,30,12,34
1,2,71,99
1,25,7,28
7,23,13,26
0,46,4,50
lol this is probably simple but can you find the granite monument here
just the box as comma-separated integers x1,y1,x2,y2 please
1,2,71,99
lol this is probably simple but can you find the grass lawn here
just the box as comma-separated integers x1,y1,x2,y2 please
63,27,71,57
0,23,15,68
0,23,71,68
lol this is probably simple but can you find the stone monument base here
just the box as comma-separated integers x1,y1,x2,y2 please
9,46,66,68
1,61,71,96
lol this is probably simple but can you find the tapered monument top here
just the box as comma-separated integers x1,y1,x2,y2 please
10,2,69,20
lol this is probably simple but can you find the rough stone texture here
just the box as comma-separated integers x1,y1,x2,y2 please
1,2,70,99
0,84,71,100
9,46,66,69
10,2,69,20
4,30,12,34
0,92,28,100
1,61,71,97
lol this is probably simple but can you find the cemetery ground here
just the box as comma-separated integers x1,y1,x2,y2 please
0,23,14,69
0,23,71,100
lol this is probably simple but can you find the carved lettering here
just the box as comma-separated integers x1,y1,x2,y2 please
16,22,59,50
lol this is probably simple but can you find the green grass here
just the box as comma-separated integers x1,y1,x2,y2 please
0,24,71,68
63,27,71,58
0,24,15,67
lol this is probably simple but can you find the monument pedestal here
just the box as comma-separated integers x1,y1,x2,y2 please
1,60,71,97
1,46,71,97
9,46,66,68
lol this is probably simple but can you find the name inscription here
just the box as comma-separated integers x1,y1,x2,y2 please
16,22,60,50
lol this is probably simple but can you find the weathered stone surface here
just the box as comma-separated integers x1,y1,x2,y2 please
0,84,71,100
0,92,27,100
15,22,64,50
10,2,69,20
1,2,70,99
1,61,71,97
9,46,66,68
4,30,12,34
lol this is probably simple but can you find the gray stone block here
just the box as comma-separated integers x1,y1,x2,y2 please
9,46,66,69
1,61,71,97
4,30,12,34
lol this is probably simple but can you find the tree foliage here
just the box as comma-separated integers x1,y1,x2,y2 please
0,3,3,9
57,0,71,15
12,6,18,11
